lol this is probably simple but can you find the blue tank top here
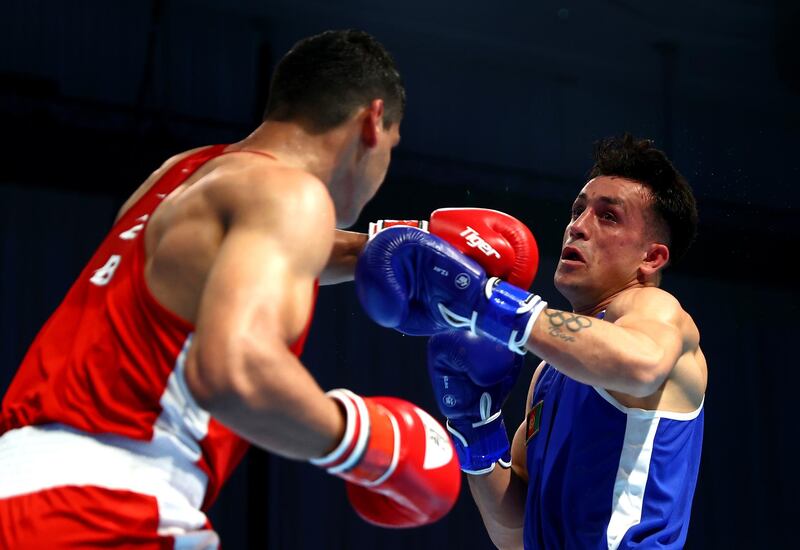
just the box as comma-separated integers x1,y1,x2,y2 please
523,364,703,549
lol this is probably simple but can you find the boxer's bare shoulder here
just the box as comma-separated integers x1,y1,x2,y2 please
143,150,334,324
115,146,209,222
604,286,706,413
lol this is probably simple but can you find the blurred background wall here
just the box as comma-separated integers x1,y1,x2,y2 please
1,1,798,548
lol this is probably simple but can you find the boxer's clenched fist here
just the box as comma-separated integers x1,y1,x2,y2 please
356,225,547,354
311,389,460,528
370,207,539,289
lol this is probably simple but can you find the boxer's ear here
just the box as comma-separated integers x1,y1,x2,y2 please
639,242,669,278
360,99,384,148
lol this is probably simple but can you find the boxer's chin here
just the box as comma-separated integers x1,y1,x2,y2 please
554,267,584,297
336,212,357,229
336,204,362,229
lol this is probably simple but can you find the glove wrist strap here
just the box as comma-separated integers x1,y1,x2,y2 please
368,219,429,240
446,412,511,475
310,389,400,488
476,278,547,355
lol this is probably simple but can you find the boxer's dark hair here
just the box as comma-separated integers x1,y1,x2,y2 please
588,134,698,265
264,30,405,131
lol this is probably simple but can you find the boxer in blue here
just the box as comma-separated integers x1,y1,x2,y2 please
357,134,704,549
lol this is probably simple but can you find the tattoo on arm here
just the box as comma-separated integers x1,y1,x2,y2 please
544,309,592,343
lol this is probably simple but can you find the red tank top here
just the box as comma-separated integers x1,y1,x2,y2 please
0,145,318,508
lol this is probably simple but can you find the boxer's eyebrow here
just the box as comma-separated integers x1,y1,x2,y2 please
598,196,624,207
577,193,625,208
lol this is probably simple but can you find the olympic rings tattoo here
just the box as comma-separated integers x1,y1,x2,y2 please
545,310,592,332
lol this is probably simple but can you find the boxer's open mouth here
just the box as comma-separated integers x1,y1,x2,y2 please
560,246,586,264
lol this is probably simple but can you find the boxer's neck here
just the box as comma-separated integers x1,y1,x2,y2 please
234,119,359,187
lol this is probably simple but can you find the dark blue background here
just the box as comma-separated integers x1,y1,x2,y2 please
2,1,798,548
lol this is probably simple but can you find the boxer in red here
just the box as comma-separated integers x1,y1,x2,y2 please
0,30,464,548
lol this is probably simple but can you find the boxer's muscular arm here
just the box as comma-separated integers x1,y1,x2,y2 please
467,435,527,550
319,230,368,285
525,288,689,399
184,166,344,460
466,363,543,550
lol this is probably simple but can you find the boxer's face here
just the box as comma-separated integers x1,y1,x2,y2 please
554,176,658,308
362,120,400,198
340,121,400,227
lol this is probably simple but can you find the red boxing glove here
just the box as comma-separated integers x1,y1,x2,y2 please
429,208,538,289
369,208,538,288
310,389,461,528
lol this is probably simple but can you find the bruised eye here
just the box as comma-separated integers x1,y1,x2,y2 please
601,211,617,222
570,206,584,219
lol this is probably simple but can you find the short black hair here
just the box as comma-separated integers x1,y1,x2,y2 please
588,134,698,265
264,30,405,131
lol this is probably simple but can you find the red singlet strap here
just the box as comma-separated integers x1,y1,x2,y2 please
220,148,278,160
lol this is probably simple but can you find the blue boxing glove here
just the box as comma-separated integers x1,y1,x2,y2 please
355,226,488,336
428,330,524,474
356,226,548,354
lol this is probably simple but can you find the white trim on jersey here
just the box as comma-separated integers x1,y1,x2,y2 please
0,423,209,534
171,530,220,550
593,386,704,421
605,413,660,549
594,386,704,548
0,334,216,541
154,334,211,463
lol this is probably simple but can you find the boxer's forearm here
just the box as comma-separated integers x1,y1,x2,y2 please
185,340,345,461
319,230,368,285
467,467,526,550
526,308,679,397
